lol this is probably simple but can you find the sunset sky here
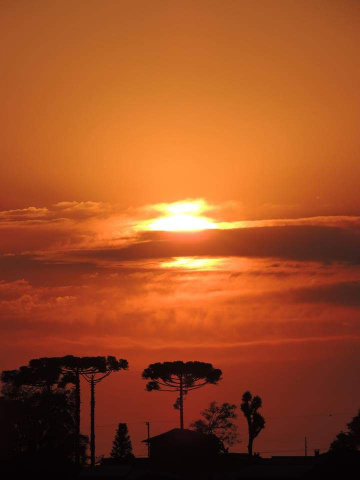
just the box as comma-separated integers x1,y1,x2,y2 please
1,0,360,457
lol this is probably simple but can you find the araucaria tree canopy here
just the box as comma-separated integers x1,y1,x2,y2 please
15,356,129,467
142,361,222,429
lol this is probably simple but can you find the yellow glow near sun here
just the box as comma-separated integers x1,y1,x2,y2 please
161,257,222,270
136,199,244,233
133,199,244,270
141,199,218,232
164,200,206,215
148,214,217,231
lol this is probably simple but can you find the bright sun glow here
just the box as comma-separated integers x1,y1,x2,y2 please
163,200,207,215
161,257,222,270
149,214,217,231
141,200,218,232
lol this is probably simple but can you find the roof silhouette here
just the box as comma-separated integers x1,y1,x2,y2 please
142,428,218,444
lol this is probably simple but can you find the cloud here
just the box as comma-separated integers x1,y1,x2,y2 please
1,200,359,265
0,201,137,254
227,279,360,309
0,201,359,358
289,281,360,307
0,201,114,225
0,264,359,350
69,224,360,265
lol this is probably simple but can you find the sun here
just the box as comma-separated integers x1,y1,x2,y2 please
148,213,217,231
141,200,218,232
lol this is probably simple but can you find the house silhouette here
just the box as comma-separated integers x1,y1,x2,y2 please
142,428,220,461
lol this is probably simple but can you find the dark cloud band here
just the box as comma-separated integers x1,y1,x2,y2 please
75,225,360,265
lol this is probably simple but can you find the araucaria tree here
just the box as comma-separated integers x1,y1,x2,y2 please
81,357,129,467
240,391,265,456
0,361,88,467
28,356,86,466
29,356,128,467
110,423,134,463
142,361,222,429
190,401,239,452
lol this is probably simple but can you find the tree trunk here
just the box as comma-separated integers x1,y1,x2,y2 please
179,376,184,429
246,416,253,456
75,368,81,466
248,435,253,456
146,422,150,458
90,377,96,466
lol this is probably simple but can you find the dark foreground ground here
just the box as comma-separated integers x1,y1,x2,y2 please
2,451,360,479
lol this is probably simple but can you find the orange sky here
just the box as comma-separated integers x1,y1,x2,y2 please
1,0,360,458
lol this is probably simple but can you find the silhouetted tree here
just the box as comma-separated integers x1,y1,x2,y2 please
330,409,360,452
30,355,128,466
4,356,128,467
0,365,88,470
56,355,115,466
240,391,265,456
190,401,239,453
1,359,64,395
81,356,129,466
29,355,96,466
0,396,23,462
142,361,222,429
110,423,134,463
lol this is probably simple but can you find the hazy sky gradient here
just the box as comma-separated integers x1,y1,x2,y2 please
1,0,360,215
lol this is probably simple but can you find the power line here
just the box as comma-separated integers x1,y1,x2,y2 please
258,448,328,454
259,433,339,440
82,420,175,428
83,411,353,428
266,412,352,420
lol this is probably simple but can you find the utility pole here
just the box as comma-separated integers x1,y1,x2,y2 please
90,376,96,466
83,370,113,466
75,367,81,466
179,376,184,429
145,422,150,458
304,436,308,457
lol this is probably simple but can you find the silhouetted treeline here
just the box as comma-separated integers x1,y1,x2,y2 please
190,391,266,456
0,355,127,478
1,355,358,479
